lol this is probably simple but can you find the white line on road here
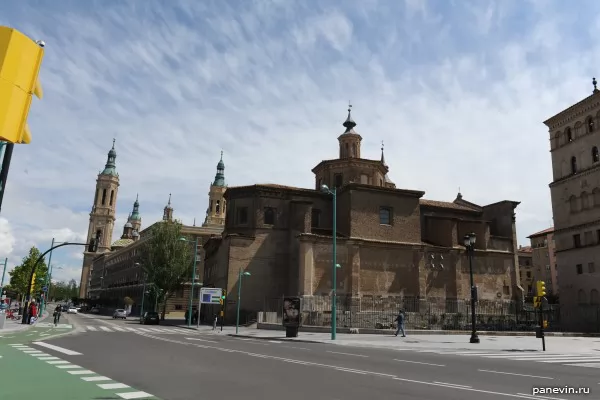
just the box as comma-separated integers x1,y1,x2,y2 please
284,346,310,350
86,326,97,331
38,356,59,360
47,360,70,364
99,326,112,332
32,341,82,355
478,369,554,380
433,381,472,388
82,376,111,382
68,370,96,375
268,340,282,343
57,365,82,369
516,393,568,400
184,337,217,343
99,383,130,389
326,351,368,358
117,391,155,399
393,359,445,367
541,358,600,363
112,326,126,332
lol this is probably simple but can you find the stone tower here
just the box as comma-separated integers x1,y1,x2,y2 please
79,139,120,298
203,151,227,227
129,194,142,234
163,194,174,222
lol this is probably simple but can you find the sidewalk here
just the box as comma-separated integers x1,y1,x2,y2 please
0,311,49,334
226,327,600,354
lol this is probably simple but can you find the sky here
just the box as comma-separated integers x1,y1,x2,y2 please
0,0,597,283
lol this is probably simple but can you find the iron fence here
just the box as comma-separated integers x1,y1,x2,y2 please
260,295,600,333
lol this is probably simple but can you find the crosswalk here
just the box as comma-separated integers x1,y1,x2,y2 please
82,325,195,335
403,348,600,368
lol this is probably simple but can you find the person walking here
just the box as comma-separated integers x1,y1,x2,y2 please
53,304,62,326
394,309,406,337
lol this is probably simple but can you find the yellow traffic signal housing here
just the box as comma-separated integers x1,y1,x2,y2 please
30,272,36,294
533,296,541,308
219,298,223,306
543,320,548,329
0,26,44,144
536,281,547,298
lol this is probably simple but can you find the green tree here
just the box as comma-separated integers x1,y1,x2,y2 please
8,246,48,298
139,221,193,319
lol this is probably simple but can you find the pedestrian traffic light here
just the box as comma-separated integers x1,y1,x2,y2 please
536,281,546,298
0,26,45,144
219,298,223,306
543,320,548,329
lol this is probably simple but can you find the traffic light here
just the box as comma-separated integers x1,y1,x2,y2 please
536,280,547,298
219,298,223,306
0,26,45,144
543,320,548,329
221,289,226,300
533,296,541,308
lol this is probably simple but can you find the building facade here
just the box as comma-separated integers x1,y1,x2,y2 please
204,109,523,323
518,246,534,297
544,79,600,331
85,153,226,316
527,227,558,296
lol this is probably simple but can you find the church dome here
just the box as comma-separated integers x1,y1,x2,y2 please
111,238,134,250
124,222,133,228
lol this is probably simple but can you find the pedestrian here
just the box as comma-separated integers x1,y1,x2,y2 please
29,303,37,325
53,304,62,326
394,309,406,337
212,314,217,330
193,309,198,325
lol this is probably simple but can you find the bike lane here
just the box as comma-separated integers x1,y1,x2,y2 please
0,322,76,344
0,343,116,400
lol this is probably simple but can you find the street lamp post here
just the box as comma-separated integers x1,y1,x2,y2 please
464,232,480,344
42,238,55,314
235,268,251,335
179,237,200,327
320,184,338,340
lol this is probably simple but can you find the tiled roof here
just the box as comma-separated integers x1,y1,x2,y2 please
518,246,533,253
111,238,134,248
527,227,554,238
228,183,317,194
419,199,479,212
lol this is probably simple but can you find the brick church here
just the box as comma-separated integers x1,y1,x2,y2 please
204,107,523,320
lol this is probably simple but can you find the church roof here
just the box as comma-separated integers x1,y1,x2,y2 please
419,199,479,212
111,238,134,249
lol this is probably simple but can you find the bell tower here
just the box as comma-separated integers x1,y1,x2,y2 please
79,139,120,298
338,104,362,159
203,151,227,227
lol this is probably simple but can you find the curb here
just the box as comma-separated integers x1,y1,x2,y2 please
228,334,325,344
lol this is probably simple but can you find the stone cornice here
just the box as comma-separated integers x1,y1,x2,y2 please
544,93,600,130
311,158,388,175
549,163,600,188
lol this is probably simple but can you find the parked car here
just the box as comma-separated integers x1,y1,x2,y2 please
140,311,159,325
113,309,127,319
67,307,78,314
90,307,100,314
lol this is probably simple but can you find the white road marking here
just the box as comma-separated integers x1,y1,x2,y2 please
478,369,554,380
47,360,70,364
125,327,137,332
434,381,472,388
32,341,82,355
82,376,111,382
38,356,60,360
117,391,154,399
393,359,445,367
184,337,217,343
112,326,126,332
31,353,51,357
99,326,112,332
268,340,282,343
86,326,97,331
23,350,43,354
326,351,368,358
564,362,600,368
285,346,310,350
57,365,82,369
99,383,130,389
516,393,568,400
68,370,96,375
541,358,600,363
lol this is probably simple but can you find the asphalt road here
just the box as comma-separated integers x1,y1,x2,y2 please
28,314,598,400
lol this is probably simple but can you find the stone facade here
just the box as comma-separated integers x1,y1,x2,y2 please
517,246,534,296
527,228,558,295
203,109,522,323
544,81,600,331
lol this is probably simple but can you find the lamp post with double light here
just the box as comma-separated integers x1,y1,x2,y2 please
464,232,480,344
320,184,340,340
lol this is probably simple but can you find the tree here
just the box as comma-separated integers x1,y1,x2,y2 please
139,221,193,319
8,246,48,298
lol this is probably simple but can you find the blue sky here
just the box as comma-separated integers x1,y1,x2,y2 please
0,0,598,283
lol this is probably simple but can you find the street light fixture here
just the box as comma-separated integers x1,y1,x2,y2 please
463,232,480,344
235,269,251,335
320,184,338,340
179,237,200,327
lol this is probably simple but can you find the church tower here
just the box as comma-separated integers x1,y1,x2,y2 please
79,139,120,298
129,194,142,234
203,151,227,227
338,104,362,159
163,194,174,222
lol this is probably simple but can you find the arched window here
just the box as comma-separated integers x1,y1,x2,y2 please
582,192,590,209
592,146,599,163
216,200,220,214
578,289,587,304
567,127,573,142
353,143,358,158
570,156,577,174
101,189,107,205
553,132,560,149
569,195,579,213
591,289,599,305
588,117,595,132
109,190,114,206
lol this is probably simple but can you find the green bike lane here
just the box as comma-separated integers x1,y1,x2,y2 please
0,321,159,399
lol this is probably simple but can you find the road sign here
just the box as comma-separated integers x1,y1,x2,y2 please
42,286,47,292
200,288,223,305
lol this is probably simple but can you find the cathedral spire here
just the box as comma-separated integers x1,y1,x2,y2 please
213,151,226,187
101,138,117,176
380,140,386,166
342,102,356,132
130,193,141,221
163,193,173,221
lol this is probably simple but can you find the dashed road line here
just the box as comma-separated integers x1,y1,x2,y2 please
327,351,369,358
32,341,82,355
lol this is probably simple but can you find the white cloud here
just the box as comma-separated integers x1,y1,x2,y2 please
0,0,595,276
